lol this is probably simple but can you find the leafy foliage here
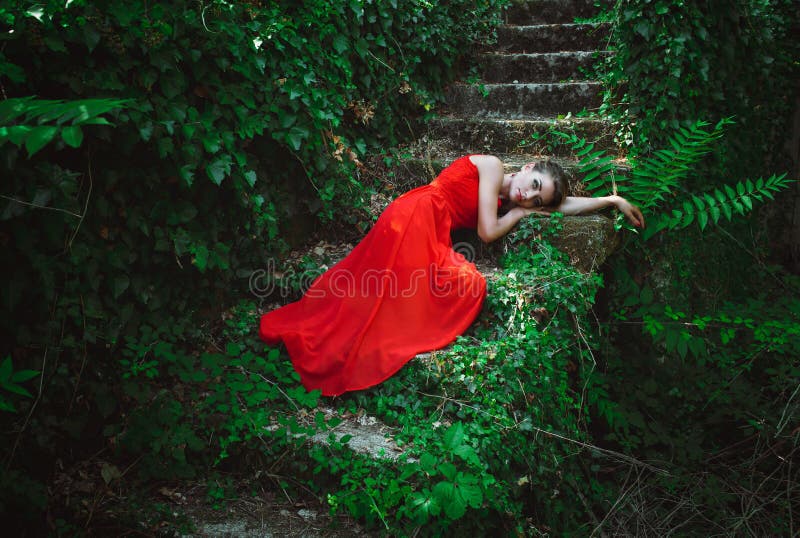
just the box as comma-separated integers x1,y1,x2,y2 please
0,97,130,156
593,0,798,159
549,118,794,239
0,0,508,533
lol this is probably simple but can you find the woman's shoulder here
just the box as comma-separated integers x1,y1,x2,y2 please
467,154,503,170
466,155,504,182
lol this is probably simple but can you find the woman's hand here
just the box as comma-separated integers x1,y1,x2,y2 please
612,196,645,228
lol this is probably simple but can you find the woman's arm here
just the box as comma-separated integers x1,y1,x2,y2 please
473,155,537,242
557,195,645,228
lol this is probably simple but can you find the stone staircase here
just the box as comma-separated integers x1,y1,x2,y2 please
295,0,620,456
248,0,620,505
395,0,621,271
397,0,618,179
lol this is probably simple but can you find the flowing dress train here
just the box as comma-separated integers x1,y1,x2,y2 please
259,156,488,396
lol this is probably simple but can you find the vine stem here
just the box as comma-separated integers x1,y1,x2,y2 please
363,487,390,530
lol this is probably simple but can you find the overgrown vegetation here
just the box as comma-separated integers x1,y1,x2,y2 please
0,0,509,533
1,0,798,535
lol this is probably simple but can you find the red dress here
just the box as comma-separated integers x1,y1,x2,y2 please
259,156,488,396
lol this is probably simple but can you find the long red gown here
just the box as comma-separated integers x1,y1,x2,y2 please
259,155,488,396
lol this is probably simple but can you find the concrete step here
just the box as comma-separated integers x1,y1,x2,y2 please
496,23,610,53
479,51,611,83
444,82,602,119
504,0,600,25
416,116,617,156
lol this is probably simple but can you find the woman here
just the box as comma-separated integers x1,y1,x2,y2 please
260,154,644,396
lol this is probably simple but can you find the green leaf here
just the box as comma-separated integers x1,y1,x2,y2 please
332,35,348,54
25,125,58,156
113,275,130,298
443,422,464,449
61,125,83,148
11,370,39,383
287,126,308,151
454,472,483,508
0,357,12,382
3,384,32,398
721,201,732,221
419,453,437,474
243,170,257,188
697,209,708,230
206,156,232,186
438,462,457,481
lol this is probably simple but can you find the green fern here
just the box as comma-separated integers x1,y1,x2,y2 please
552,130,620,195
628,118,732,209
648,174,792,237
0,96,130,157
550,118,794,240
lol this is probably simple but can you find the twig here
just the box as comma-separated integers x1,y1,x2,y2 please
0,194,83,218
68,149,93,249
417,390,669,475
6,346,48,469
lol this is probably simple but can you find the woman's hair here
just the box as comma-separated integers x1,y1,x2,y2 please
532,160,567,207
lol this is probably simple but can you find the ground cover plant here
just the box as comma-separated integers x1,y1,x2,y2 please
1,0,798,535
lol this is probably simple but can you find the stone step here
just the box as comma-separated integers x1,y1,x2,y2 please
478,51,611,83
496,23,610,53
504,0,600,25
417,116,617,156
387,151,629,193
444,82,602,119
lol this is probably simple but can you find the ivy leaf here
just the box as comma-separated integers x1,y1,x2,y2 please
243,170,257,188
287,126,308,151
113,275,130,298
332,35,348,54
61,125,83,148
634,21,652,40
206,156,232,186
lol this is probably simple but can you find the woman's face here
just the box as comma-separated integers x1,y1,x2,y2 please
511,164,556,209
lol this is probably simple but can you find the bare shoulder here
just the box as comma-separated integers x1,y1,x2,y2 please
468,154,503,171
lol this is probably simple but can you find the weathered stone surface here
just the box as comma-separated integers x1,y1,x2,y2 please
309,407,409,461
542,214,620,272
479,51,612,83
264,407,409,462
496,23,610,53
445,82,602,118
504,0,599,25
417,116,617,155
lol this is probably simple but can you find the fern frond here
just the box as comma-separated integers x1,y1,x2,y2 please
551,130,622,195
626,118,733,208
641,173,792,239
